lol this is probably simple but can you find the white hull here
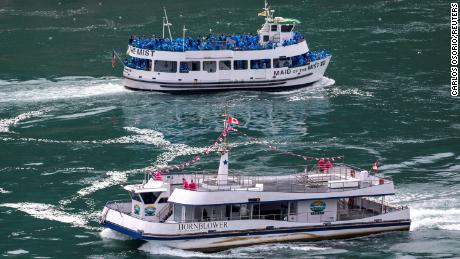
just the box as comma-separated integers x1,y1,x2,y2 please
101,205,410,252
122,42,331,93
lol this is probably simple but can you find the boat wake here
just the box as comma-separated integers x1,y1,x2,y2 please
0,202,88,227
0,109,48,133
0,77,126,103
100,228,131,241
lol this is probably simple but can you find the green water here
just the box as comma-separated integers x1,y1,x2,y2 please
1,0,458,258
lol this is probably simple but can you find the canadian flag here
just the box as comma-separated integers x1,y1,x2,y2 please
227,116,240,125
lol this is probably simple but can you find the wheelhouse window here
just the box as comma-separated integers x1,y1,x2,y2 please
271,25,278,32
139,192,161,204
158,197,168,203
154,60,177,73
219,60,231,70
250,59,271,69
281,24,294,32
126,57,152,71
129,191,142,202
273,57,291,68
233,60,248,70
203,61,217,73
179,61,200,73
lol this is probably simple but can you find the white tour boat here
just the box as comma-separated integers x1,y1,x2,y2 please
99,115,411,252
120,2,332,93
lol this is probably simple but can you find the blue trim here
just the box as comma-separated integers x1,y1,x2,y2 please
101,220,410,241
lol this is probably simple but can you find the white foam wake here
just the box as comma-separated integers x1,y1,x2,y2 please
0,202,88,227
138,242,229,258
76,171,128,197
100,228,131,241
0,77,126,103
0,187,11,194
0,109,47,133
411,207,460,231
380,152,455,172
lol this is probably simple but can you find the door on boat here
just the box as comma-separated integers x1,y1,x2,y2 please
254,69,266,80
218,60,232,81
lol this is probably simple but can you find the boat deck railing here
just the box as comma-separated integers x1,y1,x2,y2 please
174,163,392,193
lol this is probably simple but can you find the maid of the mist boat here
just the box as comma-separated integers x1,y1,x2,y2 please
120,1,332,92
99,114,411,252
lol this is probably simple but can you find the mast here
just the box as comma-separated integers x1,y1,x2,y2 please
217,110,229,185
163,7,173,41
182,25,187,52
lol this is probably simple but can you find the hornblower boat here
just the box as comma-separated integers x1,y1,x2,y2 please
120,1,332,93
99,116,410,252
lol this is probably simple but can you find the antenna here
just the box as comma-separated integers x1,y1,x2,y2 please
163,7,173,41
182,25,187,52
162,17,165,38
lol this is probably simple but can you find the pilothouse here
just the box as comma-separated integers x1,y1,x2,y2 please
100,114,411,252
118,1,332,93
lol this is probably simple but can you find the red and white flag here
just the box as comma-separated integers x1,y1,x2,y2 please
227,116,240,125
112,51,116,69
373,160,379,174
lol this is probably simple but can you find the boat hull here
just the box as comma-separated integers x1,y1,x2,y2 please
122,57,331,93
100,205,410,252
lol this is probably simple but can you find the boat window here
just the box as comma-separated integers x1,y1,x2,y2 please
281,25,294,32
231,204,241,220
154,60,177,73
233,60,248,70
158,197,168,203
271,25,278,32
139,192,161,204
203,61,216,73
173,204,182,222
129,191,142,202
179,61,200,73
126,57,152,71
263,35,269,42
250,59,271,69
289,201,297,214
273,57,291,68
289,54,307,68
259,201,289,221
219,60,231,70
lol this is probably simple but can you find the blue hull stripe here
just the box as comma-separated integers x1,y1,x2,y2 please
101,220,410,241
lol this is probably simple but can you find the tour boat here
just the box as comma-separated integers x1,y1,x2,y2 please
99,115,411,252
119,2,332,93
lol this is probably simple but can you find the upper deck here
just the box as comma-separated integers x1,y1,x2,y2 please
171,163,390,192
165,163,395,205
128,32,304,53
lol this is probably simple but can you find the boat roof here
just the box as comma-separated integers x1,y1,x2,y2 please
124,178,168,193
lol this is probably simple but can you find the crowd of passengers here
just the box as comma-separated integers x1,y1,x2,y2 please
125,50,331,72
128,32,304,52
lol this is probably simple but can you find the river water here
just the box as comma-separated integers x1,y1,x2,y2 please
0,0,458,258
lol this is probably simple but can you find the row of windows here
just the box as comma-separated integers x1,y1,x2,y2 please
153,56,309,73
127,51,326,73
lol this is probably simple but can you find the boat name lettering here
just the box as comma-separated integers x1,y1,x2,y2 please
178,221,228,232
128,46,154,57
273,62,324,77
